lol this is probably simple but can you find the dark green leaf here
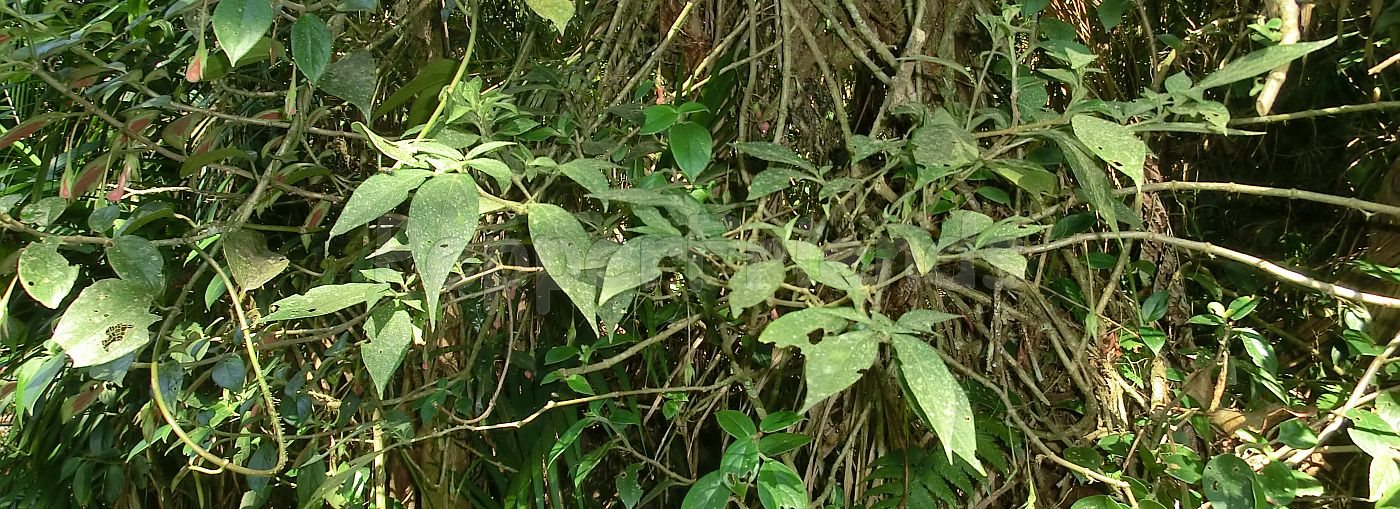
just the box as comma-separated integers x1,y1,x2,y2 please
212,356,246,390
291,14,332,84
734,141,816,172
759,411,803,433
213,0,274,65
681,471,730,509
1202,454,1256,509
670,122,712,181
319,50,379,117
756,462,806,509
640,105,678,135
758,433,812,456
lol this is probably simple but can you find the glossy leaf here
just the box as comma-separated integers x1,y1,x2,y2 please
759,411,803,432
221,230,286,291
212,0,274,65
640,105,678,135
291,14,332,84
681,471,729,509
52,279,159,367
262,283,390,322
362,305,414,398
329,169,432,238
529,203,599,325
758,433,812,456
1069,495,1126,509
756,462,806,509
716,410,757,439
19,240,79,309
728,260,785,316
893,334,982,474
670,121,712,181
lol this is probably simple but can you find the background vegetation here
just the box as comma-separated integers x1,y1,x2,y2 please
2,0,1400,507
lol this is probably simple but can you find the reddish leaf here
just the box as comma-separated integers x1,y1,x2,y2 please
185,53,203,82
304,200,331,229
161,113,204,149
63,387,102,421
62,152,113,199
107,165,131,203
253,109,282,121
0,116,50,149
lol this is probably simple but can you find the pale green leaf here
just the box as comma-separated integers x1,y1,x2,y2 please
353,122,416,164
911,123,979,182
936,210,994,250
757,308,849,349
893,334,982,474
329,169,432,238
599,235,685,306
670,122,712,181
1374,457,1400,503
988,159,1057,196
362,305,415,399
212,0,274,65
409,173,480,326
291,14,332,84
529,203,599,325
52,279,159,367
463,158,511,190
262,283,390,322
886,224,936,275
1042,130,1120,228
800,330,878,412
1071,115,1145,187
557,158,615,196
1197,37,1336,90
896,309,961,333
221,229,286,291
19,240,79,309
728,260,785,316
976,248,1028,278
524,0,574,33
734,141,816,172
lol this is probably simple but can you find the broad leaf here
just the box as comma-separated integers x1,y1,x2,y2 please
886,224,936,274
670,122,712,181
319,50,379,117
640,105,678,135
1043,130,1120,228
52,279,159,367
212,356,246,390
1202,454,1256,509
19,240,79,309
728,260,785,316
212,0,274,65
524,0,574,33
262,283,390,322
896,309,961,333
408,173,480,326
1071,115,1145,187
757,308,849,349
758,433,812,456
716,410,757,440
362,305,414,398
681,471,729,509
748,169,810,199
800,330,878,412
221,229,287,291
329,169,432,238
734,141,816,172
556,158,614,196
976,248,1028,279
936,210,995,251
1197,37,1336,90
756,462,807,509
291,14,332,84
529,203,599,325
893,334,982,474
599,235,685,306
108,236,164,289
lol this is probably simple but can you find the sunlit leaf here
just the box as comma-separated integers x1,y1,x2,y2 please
1197,37,1336,90
1202,454,1256,509
524,0,574,33
599,235,685,306
19,240,79,309
328,169,432,238
529,203,599,325
212,0,274,65
408,173,480,326
52,279,159,367
1071,115,1145,187
893,334,982,474
362,304,415,398
262,283,390,322
756,462,807,509
728,260,785,316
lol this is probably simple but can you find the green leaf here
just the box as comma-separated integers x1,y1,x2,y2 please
1096,0,1130,30
1071,115,1145,187
734,141,816,172
20,197,66,226
599,235,685,307
1202,454,1257,509
936,210,994,250
759,411,803,432
524,0,574,33
1042,130,1120,228
212,356,246,390
212,0,274,65
910,123,979,181
262,283,390,322
728,260,785,316
1374,457,1400,503
52,279,159,367
179,147,253,178
529,203,599,325
1197,37,1337,90
1235,328,1277,373
408,174,479,326
758,433,813,456
886,224,936,275
669,122,712,181
556,158,615,196
19,240,79,309
1140,291,1169,323
1276,418,1317,449
15,355,64,415
717,410,757,440
617,464,643,508
1069,495,1126,509
1348,409,1400,459
319,50,379,117
107,236,165,290
362,305,414,399
757,308,849,350
756,462,807,509
800,331,878,412
640,105,678,135
893,334,982,474
748,169,810,199
221,230,286,291
1138,327,1167,355
976,248,1028,279
681,471,730,509
291,14,332,84
463,158,513,190
1257,461,1297,507
988,160,1058,196
329,169,432,238
895,309,960,333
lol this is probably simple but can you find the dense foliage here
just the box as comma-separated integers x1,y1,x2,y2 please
2,0,1400,507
